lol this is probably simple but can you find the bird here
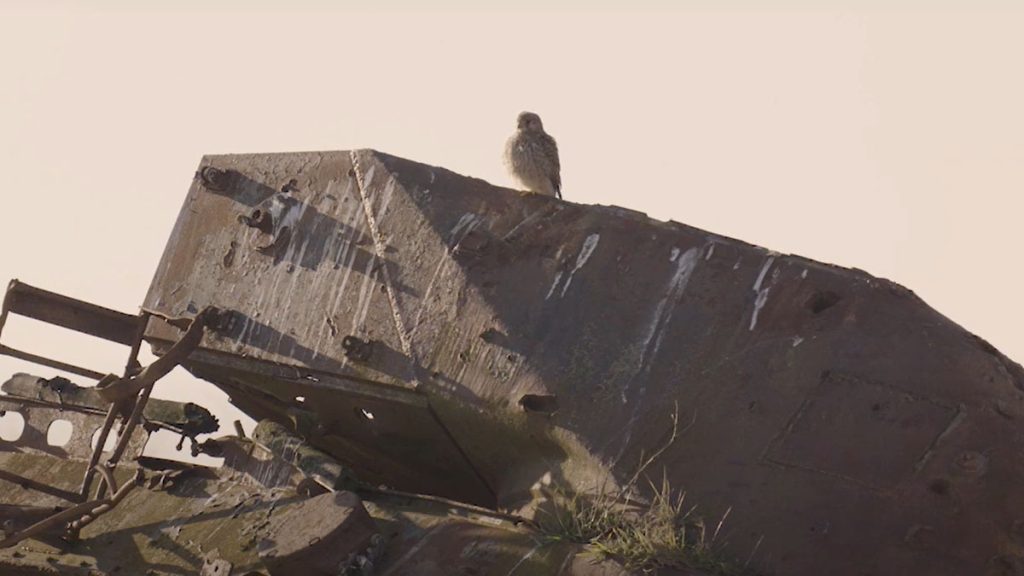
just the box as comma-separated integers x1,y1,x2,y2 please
504,111,561,199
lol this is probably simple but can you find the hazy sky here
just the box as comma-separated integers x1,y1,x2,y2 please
1,2,1021,452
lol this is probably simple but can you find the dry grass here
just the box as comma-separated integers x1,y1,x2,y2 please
535,405,754,575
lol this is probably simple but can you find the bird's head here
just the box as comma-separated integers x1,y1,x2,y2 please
517,111,544,132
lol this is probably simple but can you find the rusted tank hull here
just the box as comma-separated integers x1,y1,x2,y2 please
0,400,582,576
135,149,1024,575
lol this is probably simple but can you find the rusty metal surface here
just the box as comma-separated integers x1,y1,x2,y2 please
257,490,376,575
141,153,497,507
250,419,355,491
0,279,142,381
0,440,602,576
0,387,149,463
2,374,217,436
0,280,139,347
0,294,230,551
135,149,1024,575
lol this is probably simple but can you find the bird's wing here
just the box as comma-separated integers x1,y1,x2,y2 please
541,134,562,199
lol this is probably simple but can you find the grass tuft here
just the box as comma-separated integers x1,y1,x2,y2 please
535,404,755,575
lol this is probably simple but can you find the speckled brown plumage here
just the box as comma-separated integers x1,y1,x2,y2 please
504,111,561,198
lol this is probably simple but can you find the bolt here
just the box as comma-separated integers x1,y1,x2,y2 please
198,166,231,191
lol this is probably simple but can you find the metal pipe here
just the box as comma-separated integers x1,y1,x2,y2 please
0,469,80,503
0,345,106,381
81,311,149,501
0,473,139,548
79,400,122,501
123,312,149,376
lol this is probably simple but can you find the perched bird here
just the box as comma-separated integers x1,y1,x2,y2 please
505,111,561,198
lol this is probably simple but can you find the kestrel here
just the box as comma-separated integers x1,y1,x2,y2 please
505,111,561,199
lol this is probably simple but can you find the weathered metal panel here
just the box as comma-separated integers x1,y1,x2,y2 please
142,152,495,506
139,149,1024,575
144,152,412,387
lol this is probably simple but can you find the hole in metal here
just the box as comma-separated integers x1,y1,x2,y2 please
519,394,559,415
91,428,119,453
0,411,25,442
46,419,74,447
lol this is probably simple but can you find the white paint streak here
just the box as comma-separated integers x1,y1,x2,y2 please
614,247,700,458
545,271,564,300
560,233,600,297
378,176,397,219
752,256,775,292
705,242,716,260
505,542,544,576
412,255,449,331
330,241,361,319
501,209,546,241
351,245,378,334
749,256,776,331
792,336,804,347
621,247,700,403
449,213,479,247
379,526,443,576
669,247,680,262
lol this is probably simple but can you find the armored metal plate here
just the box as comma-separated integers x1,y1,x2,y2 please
143,152,495,506
765,372,959,489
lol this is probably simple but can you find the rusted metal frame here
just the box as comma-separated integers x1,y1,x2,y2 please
0,469,81,503
94,387,152,501
0,395,184,437
0,280,138,346
94,308,218,499
0,467,140,549
0,505,63,531
80,311,150,501
0,280,142,381
0,282,11,340
163,345,427,406
78,399,124,501
96,308,212,405
0,395,104,416
0,302,215,543
93,464,117,496
69,468,143,533
123,311,149,376
0,345,105,381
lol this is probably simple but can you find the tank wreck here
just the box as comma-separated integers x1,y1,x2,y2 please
0,150,1022,575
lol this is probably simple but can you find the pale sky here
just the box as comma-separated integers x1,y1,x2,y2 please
1,2,1021,454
